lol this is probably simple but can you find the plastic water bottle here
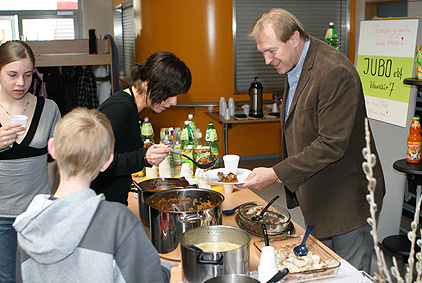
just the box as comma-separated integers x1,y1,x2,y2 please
141,117,154,142
205,122,219,168
194,128,204,161
173,127,182,175
188,114,197,133
162,129,174,176
325,22,338,50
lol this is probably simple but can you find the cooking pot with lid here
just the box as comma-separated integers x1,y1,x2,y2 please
180,225,250,283
147,188,224,254
131,177,196,227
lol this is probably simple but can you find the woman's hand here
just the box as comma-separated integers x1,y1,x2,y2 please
236,167,279,190
145,143,173,166
0,123,24,149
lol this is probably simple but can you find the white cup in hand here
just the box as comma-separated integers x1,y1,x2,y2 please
9,115,28,135
223,154,240,174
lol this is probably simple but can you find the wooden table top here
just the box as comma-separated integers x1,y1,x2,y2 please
128,178,341,282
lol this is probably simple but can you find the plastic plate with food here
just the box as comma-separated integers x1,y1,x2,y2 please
206,168,251,185
254,237,341,282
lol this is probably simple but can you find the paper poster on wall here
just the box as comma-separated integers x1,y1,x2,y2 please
356,19,419,127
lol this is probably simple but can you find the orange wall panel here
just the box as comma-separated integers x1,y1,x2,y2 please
134,0,282,156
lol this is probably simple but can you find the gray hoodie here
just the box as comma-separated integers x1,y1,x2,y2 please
13,188,171,283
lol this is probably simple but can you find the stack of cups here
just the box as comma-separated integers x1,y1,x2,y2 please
224,108,231,121
159,158,171,178
219,97,227,116
258,246,279,283
228,97,235,117
223,154,240,194
180,163,195,184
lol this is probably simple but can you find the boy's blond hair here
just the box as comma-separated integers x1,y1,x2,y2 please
53,107,114,179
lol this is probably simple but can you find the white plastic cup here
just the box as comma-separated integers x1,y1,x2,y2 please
272,102,278,113
242,104,250,115
220,102,227,117
228,98,235,116
208,106,214,113
223,154,240,174
224,108,231,121
9,115,28,135
258,246,279,283
224,184,234,194
146,166,158,178
180,163,192,178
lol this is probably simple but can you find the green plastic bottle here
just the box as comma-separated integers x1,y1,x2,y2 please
325,22,338,50
205,122,219,168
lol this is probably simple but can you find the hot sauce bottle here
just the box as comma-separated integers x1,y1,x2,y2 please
407,116,422,163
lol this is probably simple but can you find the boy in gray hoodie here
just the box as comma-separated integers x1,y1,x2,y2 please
13,107,172,283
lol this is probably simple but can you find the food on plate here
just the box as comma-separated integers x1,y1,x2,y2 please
151,196,214,211
275,243,335,273
194,241,241,252
217,171,239,183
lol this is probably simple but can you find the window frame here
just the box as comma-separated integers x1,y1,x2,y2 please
0,9,82,40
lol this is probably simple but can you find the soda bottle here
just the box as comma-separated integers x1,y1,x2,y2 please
407,116,422,163
188,114,197,133
141,117,154,142
173,127,182,176
180,120,194,169
162,129,174,175
205,122,219,168
325,22,339,50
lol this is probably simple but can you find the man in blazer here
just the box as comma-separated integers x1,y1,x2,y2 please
238,8,385,273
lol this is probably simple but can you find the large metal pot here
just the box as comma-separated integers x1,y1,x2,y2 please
204,274,259,283
147,188,224,254
132,177,192,227
180,225,250,283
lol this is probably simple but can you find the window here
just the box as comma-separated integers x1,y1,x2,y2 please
0,0,81,42
114,0,136,78
234,0,349,93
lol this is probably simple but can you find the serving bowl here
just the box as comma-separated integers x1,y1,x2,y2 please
236,202,292,237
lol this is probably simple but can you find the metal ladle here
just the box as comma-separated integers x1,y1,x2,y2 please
293,224,314,256
152,144,218,169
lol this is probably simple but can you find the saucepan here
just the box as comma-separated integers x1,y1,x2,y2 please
130,177,197,227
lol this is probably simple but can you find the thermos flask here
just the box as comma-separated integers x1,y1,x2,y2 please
249,76,263,118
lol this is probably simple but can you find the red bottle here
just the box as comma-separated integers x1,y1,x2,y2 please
407,116,422,163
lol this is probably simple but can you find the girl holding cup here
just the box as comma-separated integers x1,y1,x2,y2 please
0,40,61,282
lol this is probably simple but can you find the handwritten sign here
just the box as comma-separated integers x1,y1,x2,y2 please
356,19,419,127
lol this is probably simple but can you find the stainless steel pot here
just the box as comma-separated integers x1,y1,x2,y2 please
147,188,224,254
180,225,250,283
131,177,191,227
204,274,259,283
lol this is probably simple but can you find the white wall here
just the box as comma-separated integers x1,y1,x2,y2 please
355,1,422,240
81,0,113,39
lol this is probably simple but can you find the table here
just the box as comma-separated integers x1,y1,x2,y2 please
205,112,280,155
128,179,343,282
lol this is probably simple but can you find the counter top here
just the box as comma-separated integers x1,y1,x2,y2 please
128,180,344,282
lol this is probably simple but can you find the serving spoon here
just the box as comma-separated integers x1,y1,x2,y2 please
152,144,217,169
251,195,280,221
293,224,314,256
222,202,257,216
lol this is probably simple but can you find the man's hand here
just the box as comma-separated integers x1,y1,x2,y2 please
236,167,279,190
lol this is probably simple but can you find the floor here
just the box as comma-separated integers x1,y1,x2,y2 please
237,154,413,282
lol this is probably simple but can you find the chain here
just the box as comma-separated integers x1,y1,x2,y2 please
0,93,30,116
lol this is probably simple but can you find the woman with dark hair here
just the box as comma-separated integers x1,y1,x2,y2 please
0,40,61,281
91,51,192,205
